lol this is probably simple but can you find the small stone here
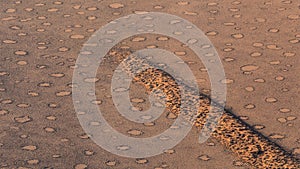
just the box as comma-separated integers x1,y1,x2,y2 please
250,52,262,57
136,158,148,164
22,145,37,151
58,47,70,52
132,37,146,42
17,103,30,108
3,39,17,44
198,154,210,161
0,109,9,115
78,133,90,139
38,82,52,87
255,18,266,22
207,2,218,6
283,52,296,57
127,129,143,136
49,73,65,78
277,118,287,123
47,8,59,12
289,39,300,44
84,78,99,83
6,8,16,13
287,14,299,20
146,45,157,49
46,115,57,121
44,127,56,132
0,71,9,76
61,138,69,142
84,150,94,156
164,149,175,154
240,116,249,120
268,28,279,33
86,7,98,11
177,1,189,5
105,160,118,166
253,125,265,130
244,104,255,109
167,113,177,119
27,159,40,165
254,78,265,83
223,22,236,26
73,5,81,9
56,91,71,97
269,61,280,65
233,160,244,166
245,86,254,92
206,31,218,36
184,11,198,16
70,34,85,39
241,65,259,72
266,44,281,50
157,36,169,41
74,164,87,169
91,100,102,105
143,122,155,126
109,3,124,9
131,98,145,103
265,97,277,103
270,133,285,139
174,51,186,56
275,76,285,81
286,116,296,121
134,11,149,14
252,42,264,47
231,33,244,39
279,108,291,113
20,135,28,138
28,91,39,97
223,47,234,52
17,60,28,65
15,50,28,56
206,142,215,146
14,116,32,123
48,103,59,108
221,78,234,84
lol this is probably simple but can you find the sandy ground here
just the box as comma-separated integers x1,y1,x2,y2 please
0,0,299,169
